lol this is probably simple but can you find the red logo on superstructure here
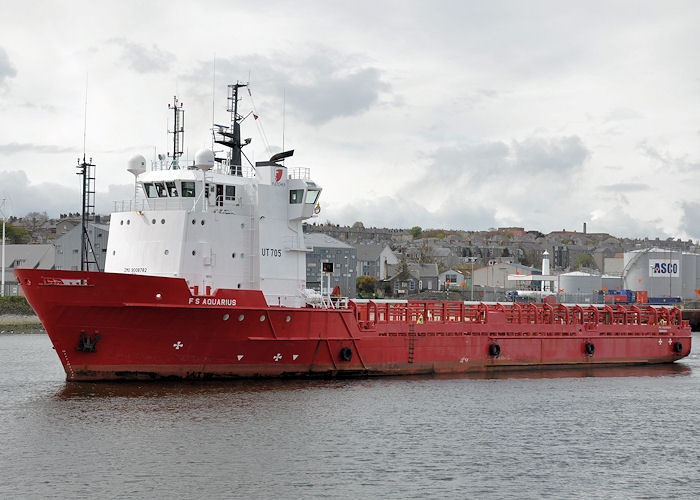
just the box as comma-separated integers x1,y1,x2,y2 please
274,168,284,183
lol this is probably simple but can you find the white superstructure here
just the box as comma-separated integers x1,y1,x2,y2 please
105,84,321,307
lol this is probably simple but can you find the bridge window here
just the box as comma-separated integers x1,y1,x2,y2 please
155,182,168,197
166,181,178,197
225,185,235,201
181,181,195,197
289,189,303,204
143,183,157,198
305,189,320,204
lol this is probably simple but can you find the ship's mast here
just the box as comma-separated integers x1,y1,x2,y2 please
76,155,100,272
214,82,249,176
168,96,184,169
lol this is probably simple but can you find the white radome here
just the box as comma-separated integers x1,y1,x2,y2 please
127,154,147,176
194,149,215,171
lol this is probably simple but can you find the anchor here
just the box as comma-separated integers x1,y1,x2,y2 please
77,331,100,353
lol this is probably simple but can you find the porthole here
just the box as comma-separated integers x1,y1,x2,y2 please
127,220,130,225
161,219,165,224
192,250,196,256
164,250,169,255
155,293,162,300
285,315,291,323
223,314,230,321
192,219,196,225
259,315,266,322
152,219,156,224
232,253,236,258
112,250,116,256
120,220,124,226
241,253,245,259
201,220,205,226
237,283,241,289
238,314,245,321
240,223,245,229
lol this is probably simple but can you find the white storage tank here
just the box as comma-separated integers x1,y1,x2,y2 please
623,248,691,298
601,274,623,292
559,271,602,295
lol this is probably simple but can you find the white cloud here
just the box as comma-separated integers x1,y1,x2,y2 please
0,1,699,239
0,46,16,90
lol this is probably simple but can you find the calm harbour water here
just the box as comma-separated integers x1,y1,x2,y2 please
1,333,699,499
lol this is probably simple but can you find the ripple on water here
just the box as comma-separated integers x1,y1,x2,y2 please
0,333,699,499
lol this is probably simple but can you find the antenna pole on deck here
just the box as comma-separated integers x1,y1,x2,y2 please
76,156,100,272
168,97,184,169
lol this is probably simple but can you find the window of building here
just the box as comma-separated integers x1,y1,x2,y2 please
181,181,195,197
166,181,178,197
409,281,415,291
289,189,304,204
225,185,235,201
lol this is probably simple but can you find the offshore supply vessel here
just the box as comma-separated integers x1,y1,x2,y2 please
16,83,692,381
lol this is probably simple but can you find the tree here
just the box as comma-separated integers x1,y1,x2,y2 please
24,211,49,242
574,253,594,270
409,226,422,239
356,276,377,297
2,223,30,244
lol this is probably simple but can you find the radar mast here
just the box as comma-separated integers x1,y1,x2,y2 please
168,96,184,169
214,82,250,176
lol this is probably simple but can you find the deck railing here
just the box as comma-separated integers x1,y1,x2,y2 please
350,301,684,328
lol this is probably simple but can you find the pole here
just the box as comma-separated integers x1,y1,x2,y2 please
1,199,6,296
470,259,474,301
1,215,5,297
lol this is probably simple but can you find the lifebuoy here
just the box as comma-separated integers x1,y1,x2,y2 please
585,341,595,355
314,204,321,214
340,347,353,361
673,341,683,354
489,343,500,357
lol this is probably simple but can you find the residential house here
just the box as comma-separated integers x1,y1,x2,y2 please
355,244,399,280
1,244,55,295
304,233,357,297
384,262,439,295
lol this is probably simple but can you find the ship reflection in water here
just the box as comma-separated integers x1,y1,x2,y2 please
53,362,692,401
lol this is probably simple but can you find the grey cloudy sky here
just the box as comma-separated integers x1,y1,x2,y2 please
1,0,699,240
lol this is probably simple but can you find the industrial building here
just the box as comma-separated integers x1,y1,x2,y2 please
623,248,700,300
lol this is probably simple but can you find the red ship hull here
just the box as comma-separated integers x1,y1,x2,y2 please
15,269,692,381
